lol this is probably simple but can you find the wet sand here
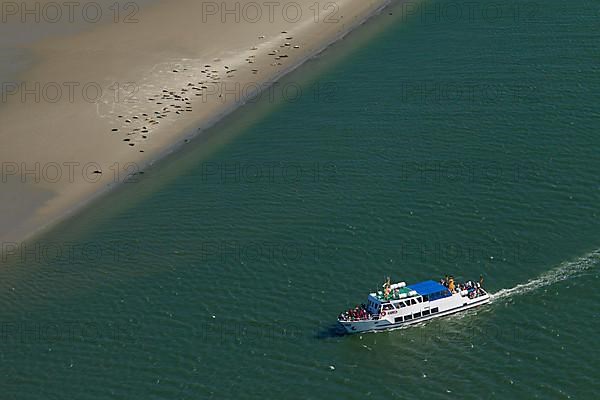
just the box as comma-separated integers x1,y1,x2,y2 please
0,0,390,246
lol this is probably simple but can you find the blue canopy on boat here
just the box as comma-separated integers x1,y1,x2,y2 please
408,280,449,296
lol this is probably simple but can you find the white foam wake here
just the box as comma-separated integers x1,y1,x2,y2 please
491,248,600,302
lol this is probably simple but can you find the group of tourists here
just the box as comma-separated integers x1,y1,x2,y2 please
440,275,485,299
338,303,370,321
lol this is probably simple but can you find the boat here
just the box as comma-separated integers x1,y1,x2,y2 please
337,276,490,334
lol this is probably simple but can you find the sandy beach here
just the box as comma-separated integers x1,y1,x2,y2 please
0,0,390,247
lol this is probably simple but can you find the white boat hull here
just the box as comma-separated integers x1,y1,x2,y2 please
339,292,490,334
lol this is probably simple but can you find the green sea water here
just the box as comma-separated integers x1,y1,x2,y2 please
1,0,599,398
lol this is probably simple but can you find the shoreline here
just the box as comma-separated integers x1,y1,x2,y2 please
0,0,394,251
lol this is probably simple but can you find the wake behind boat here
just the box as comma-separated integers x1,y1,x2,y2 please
338,276,490,334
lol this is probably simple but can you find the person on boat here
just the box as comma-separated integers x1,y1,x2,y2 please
383,276,392,298
441,275,450,287
448,276,455,293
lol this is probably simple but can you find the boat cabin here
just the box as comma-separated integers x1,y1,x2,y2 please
367,280,452,316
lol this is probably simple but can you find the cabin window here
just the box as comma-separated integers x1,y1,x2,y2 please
399,302,406,308
383,304,394,311
404,315,412,321
422,309,430,316
417,297,422,303
431,307,439,313
422,295,429,302
410,299,417,305
413,312,421,318
395,317,402,323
